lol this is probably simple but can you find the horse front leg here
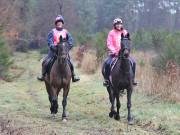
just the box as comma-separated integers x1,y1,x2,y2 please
114,91,120,120
108,87,116,118
45,82,56,116
127,86,134,125
62,85,70,121
50,87,58,115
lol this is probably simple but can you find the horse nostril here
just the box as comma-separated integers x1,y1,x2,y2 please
123,50,129,57
62,56,66,61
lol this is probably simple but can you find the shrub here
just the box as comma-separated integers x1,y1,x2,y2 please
81,50,98,74
135,51,180,103
152,31,180,72
93,29,108,62
0,36,12,78
15,40,28,52
73,31,92,45
132,29,152,50
40,47,48,54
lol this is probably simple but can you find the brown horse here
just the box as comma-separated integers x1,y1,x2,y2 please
102,34,134,125
44,36,71,121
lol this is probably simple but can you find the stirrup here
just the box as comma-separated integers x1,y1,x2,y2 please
103,80,110,87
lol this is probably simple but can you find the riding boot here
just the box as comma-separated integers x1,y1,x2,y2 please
69,60,80,82
37,65,46,81
103,62,110,87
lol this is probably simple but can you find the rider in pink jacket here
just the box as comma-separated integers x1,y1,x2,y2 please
107,26,128,56
103,18,137,86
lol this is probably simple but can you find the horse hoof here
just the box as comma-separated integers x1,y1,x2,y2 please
114,114,120,120
109,111,116,118
128,120,134,125
62,118,68,122
128,117,134,125
52,114,56,119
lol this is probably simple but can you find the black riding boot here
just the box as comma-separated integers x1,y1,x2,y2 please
103,62,110,87
37,56,53,81
69,60,80,82
37,65,47,81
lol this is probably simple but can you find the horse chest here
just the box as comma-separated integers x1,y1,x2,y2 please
111,73,130,88
50,74,69,86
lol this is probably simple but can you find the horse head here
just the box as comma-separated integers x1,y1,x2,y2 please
119,33,131,58
57,36,69,64
118,33,131,72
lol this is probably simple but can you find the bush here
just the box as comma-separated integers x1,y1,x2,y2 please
73,31,92,45
0,36,12,78
40,47,48,54
132,29,153,50
132,29,180,72
151,30,168,50
15,40,29,52
81,50,98,74
93,29,108,62
135,51,180,103
152,31,180,71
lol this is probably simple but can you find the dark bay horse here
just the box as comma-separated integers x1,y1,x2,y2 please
103,34,134,125
44,36,71,121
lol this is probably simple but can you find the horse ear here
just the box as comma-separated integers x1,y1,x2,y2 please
121,33,124,39
126,32,130,40
59,36,63,43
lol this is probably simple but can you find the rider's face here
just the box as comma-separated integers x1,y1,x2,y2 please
115,23,123,30
56,21,63,28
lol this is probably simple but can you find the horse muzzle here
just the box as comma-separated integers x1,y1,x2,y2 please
123,49,129,57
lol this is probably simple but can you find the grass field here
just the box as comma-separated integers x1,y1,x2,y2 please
0,51,179,135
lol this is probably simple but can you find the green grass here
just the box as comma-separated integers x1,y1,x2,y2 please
0,51,179,135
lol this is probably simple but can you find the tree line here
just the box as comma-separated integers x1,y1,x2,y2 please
0,0,180,78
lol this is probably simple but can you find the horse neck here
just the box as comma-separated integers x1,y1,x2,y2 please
117,57,130,73
56,59,68,75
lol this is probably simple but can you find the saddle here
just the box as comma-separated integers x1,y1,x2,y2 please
110,57,134,71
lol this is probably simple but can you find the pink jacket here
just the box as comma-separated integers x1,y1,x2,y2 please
107,29,128,55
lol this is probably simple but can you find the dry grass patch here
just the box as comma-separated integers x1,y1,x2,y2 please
80,50,98,74
134,51,180,103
